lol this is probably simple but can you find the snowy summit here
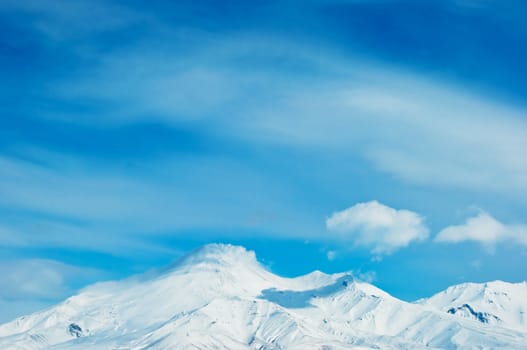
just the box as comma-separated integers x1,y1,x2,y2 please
0,244,525,349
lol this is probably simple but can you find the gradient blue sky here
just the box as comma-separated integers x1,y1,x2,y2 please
1,0,527,322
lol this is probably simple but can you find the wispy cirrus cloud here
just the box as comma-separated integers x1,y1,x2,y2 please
3,0,526,199
0,148,317,255
0,259,102,322
1,0,527,321
4,30,527,254
43,33,527,197
246,66,527,196
0,0,147,41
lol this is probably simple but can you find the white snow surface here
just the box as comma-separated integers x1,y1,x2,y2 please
417,280,527,332
0,244,526,349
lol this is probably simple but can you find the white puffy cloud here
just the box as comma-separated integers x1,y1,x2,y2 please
435,211,527,247
325,201,429,256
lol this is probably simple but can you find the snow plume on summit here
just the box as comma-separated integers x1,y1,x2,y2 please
176,244,260,269
0,244,526,349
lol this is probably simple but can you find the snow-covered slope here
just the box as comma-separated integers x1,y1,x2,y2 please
417,280,527,333
0,244,526,349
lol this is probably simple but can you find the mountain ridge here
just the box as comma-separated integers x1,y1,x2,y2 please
0,244,526,349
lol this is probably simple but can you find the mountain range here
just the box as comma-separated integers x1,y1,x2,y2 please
0,244,526,349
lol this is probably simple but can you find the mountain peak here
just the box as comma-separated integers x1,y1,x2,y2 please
177,243,259,269
1,244,526,349
418,280,527,332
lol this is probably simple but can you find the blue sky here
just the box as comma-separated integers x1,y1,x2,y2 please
1,0,527,322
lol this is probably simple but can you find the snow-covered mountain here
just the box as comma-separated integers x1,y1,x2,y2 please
0,244,526,349
417,280,527,332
